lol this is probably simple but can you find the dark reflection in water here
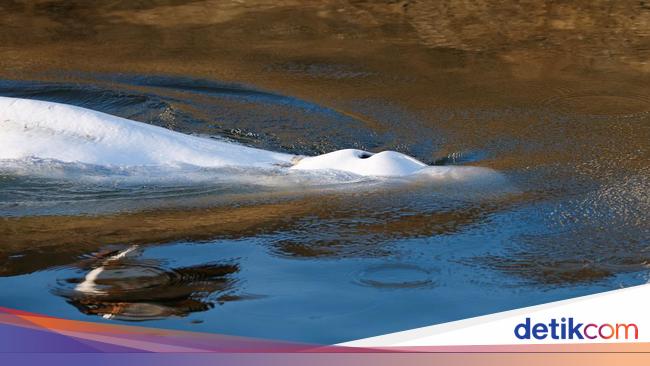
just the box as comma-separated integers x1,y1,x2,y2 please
0,0,649,344
56,246,241,321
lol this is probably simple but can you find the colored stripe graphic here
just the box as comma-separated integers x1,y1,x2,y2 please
2,306,650,353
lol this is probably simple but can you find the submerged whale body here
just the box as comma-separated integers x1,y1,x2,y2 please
0,96,494,179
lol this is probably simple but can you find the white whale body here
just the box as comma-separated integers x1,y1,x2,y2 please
0,96,294,169
0,96,495,180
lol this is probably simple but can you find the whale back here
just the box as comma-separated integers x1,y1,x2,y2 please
0,96,294,168
0,97,501,181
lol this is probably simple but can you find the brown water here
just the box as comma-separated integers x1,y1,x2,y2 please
0,0,649,343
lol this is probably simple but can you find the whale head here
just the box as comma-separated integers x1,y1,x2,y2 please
290,149,428,177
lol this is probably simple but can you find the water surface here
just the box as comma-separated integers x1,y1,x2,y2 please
0,0,649,344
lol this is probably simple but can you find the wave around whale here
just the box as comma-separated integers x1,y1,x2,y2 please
0,96,501,185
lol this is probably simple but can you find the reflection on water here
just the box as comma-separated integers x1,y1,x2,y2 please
57,246,241,321
0,0,649,344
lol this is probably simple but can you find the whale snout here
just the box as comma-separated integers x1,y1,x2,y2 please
290,149,428,177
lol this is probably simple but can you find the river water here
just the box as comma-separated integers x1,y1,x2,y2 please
0,0,649,343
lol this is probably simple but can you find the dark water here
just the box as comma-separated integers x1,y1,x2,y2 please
0,0,649,344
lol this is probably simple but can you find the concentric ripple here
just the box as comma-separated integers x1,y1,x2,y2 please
355,263,435,289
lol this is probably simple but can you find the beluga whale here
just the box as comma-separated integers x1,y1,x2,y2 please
0,96,497,182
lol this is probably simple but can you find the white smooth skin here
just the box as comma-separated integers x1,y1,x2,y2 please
0,97,494,179
0,96,294,169
290,149,427,176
